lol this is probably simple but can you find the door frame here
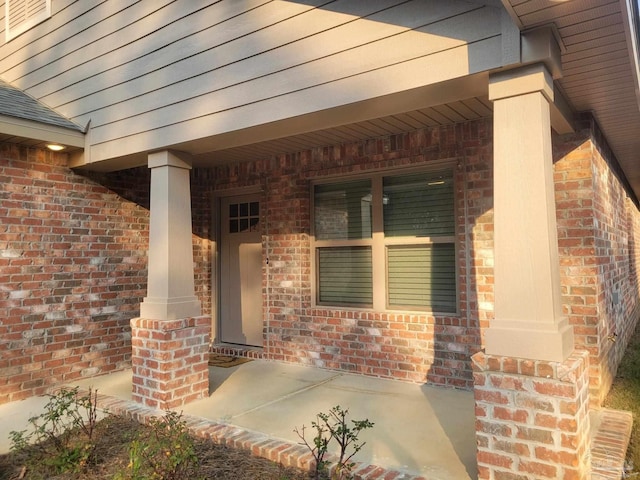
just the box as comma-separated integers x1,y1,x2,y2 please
211,186,263,346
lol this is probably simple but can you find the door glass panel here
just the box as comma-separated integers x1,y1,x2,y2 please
229,202,260,234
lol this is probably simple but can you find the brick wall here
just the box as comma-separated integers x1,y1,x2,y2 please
589,118,640,405
3,111,639,405
553,115,640,405
203,119,494,389
0,145,149,404
200,114,640,401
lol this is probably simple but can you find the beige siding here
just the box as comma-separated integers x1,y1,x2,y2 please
0,0,512,167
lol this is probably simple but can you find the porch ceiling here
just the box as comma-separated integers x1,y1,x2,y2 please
193,96,494,165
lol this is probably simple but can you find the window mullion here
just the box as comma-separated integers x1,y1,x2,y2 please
371,176,385,311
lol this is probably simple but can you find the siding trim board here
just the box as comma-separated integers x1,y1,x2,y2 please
75,73,491,170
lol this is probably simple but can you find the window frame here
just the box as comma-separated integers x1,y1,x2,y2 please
5,0,51,42
311,163,459,315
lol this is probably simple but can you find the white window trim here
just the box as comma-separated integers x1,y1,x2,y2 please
311,163,459,315
5,0,51,42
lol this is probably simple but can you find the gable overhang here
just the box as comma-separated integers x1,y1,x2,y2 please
0,113,85,149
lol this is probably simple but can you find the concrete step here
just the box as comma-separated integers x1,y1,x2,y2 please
590,408,633,479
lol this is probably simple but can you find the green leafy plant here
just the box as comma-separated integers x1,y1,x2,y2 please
295,405,374,480
9,386,100,475
115,410,199,480
294,417,330,479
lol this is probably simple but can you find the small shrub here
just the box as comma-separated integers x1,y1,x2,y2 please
115,410,199,480
295,405,374,480
9,387,100,475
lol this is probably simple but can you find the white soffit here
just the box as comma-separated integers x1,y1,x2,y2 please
504,0,640,198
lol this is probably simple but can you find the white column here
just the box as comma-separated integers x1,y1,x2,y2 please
140,150,201,320
485,64,574,362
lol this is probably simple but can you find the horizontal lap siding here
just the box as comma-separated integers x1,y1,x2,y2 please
0,0,503,163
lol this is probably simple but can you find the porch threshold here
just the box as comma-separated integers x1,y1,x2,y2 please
590,408,633,479
210,343,265,359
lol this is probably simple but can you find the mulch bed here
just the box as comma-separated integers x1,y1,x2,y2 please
0,415,311,480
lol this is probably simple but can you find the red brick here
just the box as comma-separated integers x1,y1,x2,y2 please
477,451,513,469
518,460,557,478
493,406,528,423
534,413,558,429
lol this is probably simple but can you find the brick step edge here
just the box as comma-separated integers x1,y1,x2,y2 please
590,408,633,480
77,389,428,480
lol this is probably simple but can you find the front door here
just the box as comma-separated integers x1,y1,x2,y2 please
219,194,263,346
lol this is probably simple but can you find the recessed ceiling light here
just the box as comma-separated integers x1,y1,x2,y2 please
46,144,65,151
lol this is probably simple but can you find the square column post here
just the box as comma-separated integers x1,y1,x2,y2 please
132,150,209,409
486,64,573,363
473,63,590,480
141,150,201,320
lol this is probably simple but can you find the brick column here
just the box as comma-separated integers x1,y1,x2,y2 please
131,317,210,409
132,150,209,409
472,350,591,479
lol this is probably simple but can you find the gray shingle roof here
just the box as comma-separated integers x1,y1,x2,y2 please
0,79,83,132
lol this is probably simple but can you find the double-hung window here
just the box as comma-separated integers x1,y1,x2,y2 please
313,168,456,313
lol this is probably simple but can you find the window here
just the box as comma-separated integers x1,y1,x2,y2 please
313,168,456,313
5,0,51,42
314,180,372,305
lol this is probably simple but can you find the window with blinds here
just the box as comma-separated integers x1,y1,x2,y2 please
313,168,456,313
314,180,372,240
5,0,50,42
318,247,372,305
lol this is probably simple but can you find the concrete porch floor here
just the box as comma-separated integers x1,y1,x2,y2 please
0,360,477,479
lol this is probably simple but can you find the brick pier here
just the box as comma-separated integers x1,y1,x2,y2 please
130,316,210,410
473,349,591,479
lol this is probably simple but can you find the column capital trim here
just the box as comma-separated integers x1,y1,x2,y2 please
148,150,193,170
489,63,553,103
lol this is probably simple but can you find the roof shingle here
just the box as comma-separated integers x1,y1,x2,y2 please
0,79,82,132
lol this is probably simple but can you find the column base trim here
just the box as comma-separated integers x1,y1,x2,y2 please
140,296,201,321
485,317,574,362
